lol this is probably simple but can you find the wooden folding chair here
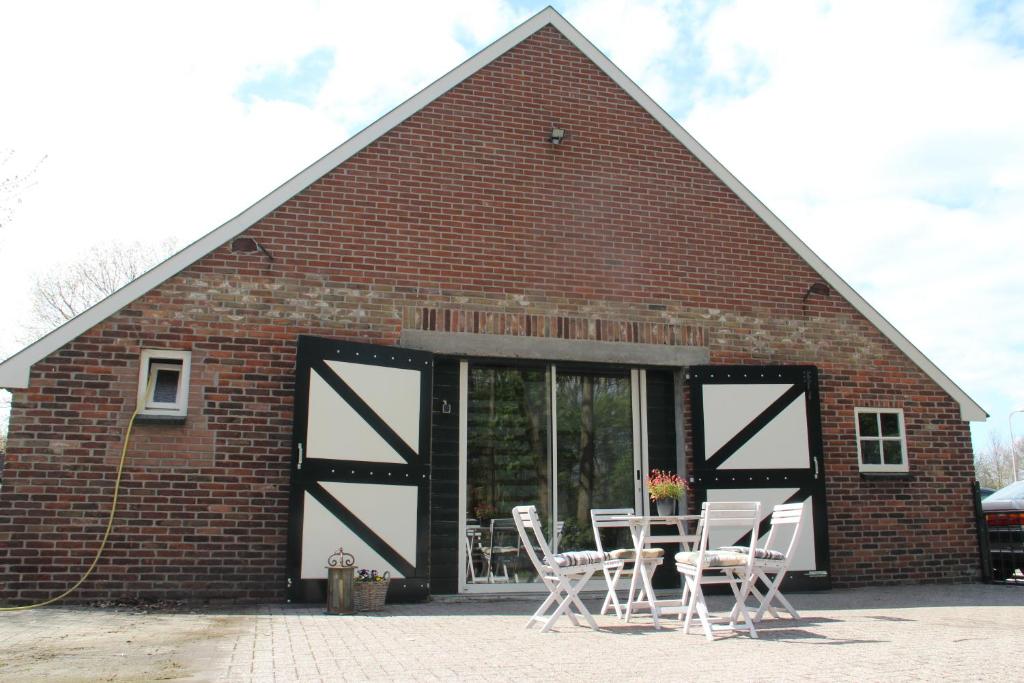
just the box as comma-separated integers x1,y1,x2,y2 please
722,502,806,622
511,505,609,633
590,508,665,618
675,501,761,640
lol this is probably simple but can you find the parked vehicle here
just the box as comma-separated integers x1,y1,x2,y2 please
981,480,1024,580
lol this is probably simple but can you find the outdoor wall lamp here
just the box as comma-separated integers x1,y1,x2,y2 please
548,126,566,144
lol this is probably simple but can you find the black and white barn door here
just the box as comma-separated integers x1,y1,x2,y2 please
689,365,830,589
287,335,433,602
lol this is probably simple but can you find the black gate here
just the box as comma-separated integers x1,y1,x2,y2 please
688,365,830,590
286,335,433,602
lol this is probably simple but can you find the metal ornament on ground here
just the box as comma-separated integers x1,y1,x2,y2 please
325,547,356,615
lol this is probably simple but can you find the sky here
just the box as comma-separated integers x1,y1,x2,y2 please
0,0,1022,452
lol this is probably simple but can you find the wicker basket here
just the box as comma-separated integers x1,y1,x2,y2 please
353,579,389,612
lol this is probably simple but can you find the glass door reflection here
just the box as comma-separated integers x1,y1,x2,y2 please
555,368,636,552
463,363,641,588
466,365,550,584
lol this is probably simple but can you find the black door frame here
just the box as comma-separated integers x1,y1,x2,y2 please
286,335,433,602
688,364,831,590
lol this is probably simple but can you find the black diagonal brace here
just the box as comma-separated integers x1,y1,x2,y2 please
307,481,416,578
312,359,418,465
702,383,806,471
730,485,814,549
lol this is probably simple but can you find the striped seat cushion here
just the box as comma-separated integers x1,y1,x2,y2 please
718,546,787,561
608,548,665,561
550,550,610,568
674,550,749,568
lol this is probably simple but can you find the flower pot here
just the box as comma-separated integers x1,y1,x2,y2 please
655,498,676,516
353,580,389,612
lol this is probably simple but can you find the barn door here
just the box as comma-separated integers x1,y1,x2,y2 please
286,335,433,602
689,365,830,589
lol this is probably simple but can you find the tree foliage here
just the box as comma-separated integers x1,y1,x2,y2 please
974,433,1022,490
26,239,176,339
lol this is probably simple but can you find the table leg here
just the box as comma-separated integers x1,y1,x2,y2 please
638,555,661,629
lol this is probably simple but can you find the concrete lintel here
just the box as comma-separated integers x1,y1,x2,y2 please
399,330,709,367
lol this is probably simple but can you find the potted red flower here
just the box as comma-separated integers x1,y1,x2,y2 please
646,469,690,516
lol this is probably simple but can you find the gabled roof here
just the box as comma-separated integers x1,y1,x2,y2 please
0,7,986,421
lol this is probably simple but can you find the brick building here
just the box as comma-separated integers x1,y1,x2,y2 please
0,8,985,605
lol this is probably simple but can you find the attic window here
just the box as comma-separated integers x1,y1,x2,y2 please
138,349,191,418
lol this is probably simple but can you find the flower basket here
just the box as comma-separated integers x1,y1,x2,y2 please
353,570,390,612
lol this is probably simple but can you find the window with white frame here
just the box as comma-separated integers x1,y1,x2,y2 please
137,349,191,418
855,408,907,473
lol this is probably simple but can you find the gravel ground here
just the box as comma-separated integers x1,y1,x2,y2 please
1,583,1021,682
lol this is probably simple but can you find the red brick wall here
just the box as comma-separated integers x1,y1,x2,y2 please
0,27,978,603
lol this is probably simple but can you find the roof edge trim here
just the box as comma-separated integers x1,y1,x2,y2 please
0,7,987,422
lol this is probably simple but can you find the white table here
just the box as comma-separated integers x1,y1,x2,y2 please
623,514,701,629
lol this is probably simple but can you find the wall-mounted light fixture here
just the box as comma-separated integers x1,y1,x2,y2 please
548,126,566,145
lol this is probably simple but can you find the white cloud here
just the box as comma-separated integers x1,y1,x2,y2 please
0,0,1020,452
0,0,521,357
683,0,1024,443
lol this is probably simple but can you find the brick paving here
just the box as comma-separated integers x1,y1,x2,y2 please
1,583,1021,682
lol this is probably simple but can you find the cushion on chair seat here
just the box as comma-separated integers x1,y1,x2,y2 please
674,550,749,568
550,550,610,568
608,547,666,560
718,546,787,561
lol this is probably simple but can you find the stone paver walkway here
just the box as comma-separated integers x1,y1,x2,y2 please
1,583,1021,681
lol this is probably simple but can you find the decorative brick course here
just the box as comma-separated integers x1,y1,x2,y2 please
404,306,705,346
0,26,978,604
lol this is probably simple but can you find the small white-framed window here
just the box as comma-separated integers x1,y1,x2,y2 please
855,408,908,473
137,349,191,418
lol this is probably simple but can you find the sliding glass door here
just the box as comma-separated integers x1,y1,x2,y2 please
555,368,635,552
462,362,645,590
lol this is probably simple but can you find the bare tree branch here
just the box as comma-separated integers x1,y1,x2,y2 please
24,239,177,341
974,433,1022,489
0,149,46,230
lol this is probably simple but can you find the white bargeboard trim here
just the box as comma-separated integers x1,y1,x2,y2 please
0,7,985,421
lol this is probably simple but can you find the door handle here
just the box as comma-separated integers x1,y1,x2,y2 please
297,443,304,470
813,458,819,479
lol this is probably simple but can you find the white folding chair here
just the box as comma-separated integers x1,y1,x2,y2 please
721,502,805,622
512,505,609,633
675,501,761,641
590,508,665,618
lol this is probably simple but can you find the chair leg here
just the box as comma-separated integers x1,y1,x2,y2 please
602,565,624,617
549,578,581,627
692,585,714,641
539,574,598,633
527,590,559,629
681,574,699,635
566,570,599,630
755,570,798,621
727,571,758,639
624,561,641,622
638,559,661,630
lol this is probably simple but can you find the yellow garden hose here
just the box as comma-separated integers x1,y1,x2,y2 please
0,376,151,611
